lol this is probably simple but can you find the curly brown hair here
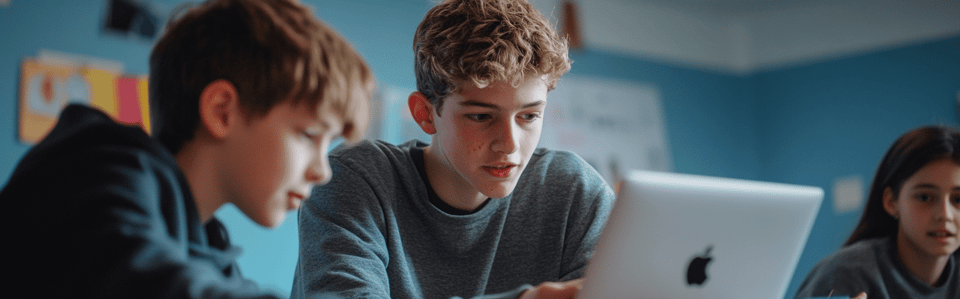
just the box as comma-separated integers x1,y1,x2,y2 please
150,0,374,153
413,0,572,115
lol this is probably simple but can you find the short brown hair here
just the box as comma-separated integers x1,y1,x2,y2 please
150,0,374,153
413,0,571,115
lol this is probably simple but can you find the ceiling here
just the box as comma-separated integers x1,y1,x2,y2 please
627,0,857,14
540,0,960,73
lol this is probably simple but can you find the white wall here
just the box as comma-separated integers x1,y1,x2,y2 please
531,0,960,74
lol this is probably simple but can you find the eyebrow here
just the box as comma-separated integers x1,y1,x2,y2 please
911,184,960,192
459,100,546,110
305,115,339,133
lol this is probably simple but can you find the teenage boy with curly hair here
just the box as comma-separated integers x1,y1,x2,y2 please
1,0,373,297
291,1,614,298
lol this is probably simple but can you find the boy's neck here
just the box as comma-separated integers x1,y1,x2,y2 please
175,139,226,224
422,145,488,212
895,232,952,286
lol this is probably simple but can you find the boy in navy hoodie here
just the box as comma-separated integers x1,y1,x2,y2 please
1,0,373,298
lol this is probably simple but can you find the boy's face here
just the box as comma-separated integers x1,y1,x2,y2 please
427,75,548,202
223,102,343,227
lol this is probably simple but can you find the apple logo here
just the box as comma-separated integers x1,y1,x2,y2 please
685,245,713,287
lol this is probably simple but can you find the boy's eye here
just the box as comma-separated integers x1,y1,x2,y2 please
915,193,932,202
519,113,541,121
301,129,323,141
466,114,492,121
951,195,960,205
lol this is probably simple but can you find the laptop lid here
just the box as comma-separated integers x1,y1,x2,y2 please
579,170,823,299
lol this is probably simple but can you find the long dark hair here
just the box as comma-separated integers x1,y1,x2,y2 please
845,125,960,246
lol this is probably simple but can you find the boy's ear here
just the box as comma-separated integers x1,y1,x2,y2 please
198,80,241,139
408,91,436,135
882,187,899,219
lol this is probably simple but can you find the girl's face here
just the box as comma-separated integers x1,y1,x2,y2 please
884,158,960,259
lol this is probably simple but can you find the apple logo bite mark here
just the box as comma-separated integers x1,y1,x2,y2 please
686,245,713,287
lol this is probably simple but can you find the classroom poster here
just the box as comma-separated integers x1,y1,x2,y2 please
18,56,150,144
539,76,672,185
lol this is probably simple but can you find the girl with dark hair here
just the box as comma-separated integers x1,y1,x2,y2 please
795,126,960,299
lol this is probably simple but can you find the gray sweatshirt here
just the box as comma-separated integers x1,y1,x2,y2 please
795,236,959,299
291,140,614,299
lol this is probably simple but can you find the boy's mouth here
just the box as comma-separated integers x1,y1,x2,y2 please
483,164,516,178
928,229,956,239
288,191,306,210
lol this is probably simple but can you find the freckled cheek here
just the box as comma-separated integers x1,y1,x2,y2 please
461,135,483,154
471,137,484,153
453,126,485,154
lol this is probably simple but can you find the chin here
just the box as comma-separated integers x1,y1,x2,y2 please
482,183,518,199
252,212,287,228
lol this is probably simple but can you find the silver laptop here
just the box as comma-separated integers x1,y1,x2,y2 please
579,170,823,299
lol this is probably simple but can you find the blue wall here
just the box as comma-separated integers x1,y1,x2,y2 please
568,50,764,181
0,0,158,180
754,36,960,297
2,1,959,297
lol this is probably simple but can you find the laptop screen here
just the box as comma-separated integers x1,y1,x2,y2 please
579,170,823,299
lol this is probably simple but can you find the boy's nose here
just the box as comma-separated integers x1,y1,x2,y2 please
306,155,333,186
491,119,518,154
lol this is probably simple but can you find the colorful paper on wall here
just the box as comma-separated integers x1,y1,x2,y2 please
18,58,150,144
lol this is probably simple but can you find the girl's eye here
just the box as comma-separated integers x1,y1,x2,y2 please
916,193,932,202
951,195,960,204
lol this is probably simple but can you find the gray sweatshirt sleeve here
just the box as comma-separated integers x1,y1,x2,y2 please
793,240,887,299
455,284,533,299
560,171,615,281
534,151,616,281
794,259,873,298
291,158,392,299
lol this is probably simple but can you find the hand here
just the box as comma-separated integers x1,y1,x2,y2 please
519,279,583,299
853,292,867,299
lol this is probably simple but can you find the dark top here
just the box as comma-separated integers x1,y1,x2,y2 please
0,105,277,299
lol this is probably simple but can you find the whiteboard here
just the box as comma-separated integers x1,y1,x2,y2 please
539,76,672,185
